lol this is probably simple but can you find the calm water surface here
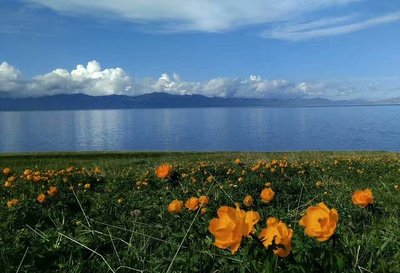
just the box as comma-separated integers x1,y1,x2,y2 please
0,106,399,152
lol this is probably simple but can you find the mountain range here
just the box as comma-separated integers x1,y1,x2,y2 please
0,92,373,111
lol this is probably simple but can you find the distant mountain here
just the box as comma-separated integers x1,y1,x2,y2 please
374,97,400,104
0,92,370,111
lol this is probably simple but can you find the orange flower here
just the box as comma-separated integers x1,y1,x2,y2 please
201,207,207,215
251,164,261,172
352,188,373,208
243,195,254,207
4,181,13,188
33,176,41,182
234,158,241,165
260,188,275,203
47,186,58,197
7,198,19,208
168,199,183,214
299,202,338,242
23,169,32,176
3,168,11,175
36,193,46,203
209,205,260,254
185,197,200,211
155,164,172,179
199,196,209,206
259,217,293,258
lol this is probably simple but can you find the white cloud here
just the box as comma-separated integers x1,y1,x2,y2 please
135,73,326,99
264,12,400,40
27,61,133,96
2,60,394,100
26,0,359,32
0,62,25,95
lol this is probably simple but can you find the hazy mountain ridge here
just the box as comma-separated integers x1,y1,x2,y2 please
375,97,400,104
0,92,370,111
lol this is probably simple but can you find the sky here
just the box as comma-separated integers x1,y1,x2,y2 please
1,0,400,101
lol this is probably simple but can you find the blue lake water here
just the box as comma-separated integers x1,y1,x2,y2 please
0,106,399,152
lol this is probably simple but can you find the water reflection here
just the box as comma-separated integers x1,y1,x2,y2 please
0,106,400,152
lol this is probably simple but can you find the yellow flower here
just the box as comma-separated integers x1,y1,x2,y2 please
4,181,13,188
47,186,58,197
199,196,209,206
93,167,102,175
299,202,338,242
259,217,293,258
168,199,183,214
36,193,46,203
243,195,253,207
208,205,260,254
3,168,11,176
315,181,323,188
185,197,200,211
260,188,275,203
352,188,373,208
334,159,339,165
7,198,19,208
155,164,172,179
7,176,16,183
84,183,91,189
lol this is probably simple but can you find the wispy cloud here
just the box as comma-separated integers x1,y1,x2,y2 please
264,11,400,40
25,0,360,32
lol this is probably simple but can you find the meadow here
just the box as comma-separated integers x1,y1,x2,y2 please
1,151,399,272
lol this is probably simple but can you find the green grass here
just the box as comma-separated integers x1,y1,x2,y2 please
1,151,399,272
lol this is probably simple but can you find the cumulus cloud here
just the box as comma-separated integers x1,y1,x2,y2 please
29,60,133,96
26,0,359,33
136,72,326,99
3,61,133,97
0,62,25,95
0,60,387,100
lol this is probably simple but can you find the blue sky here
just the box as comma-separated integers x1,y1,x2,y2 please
1,0,400,100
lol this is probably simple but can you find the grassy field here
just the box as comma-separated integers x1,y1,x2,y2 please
1,151,399,273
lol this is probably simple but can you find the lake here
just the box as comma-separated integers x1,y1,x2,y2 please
0,105,399,152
